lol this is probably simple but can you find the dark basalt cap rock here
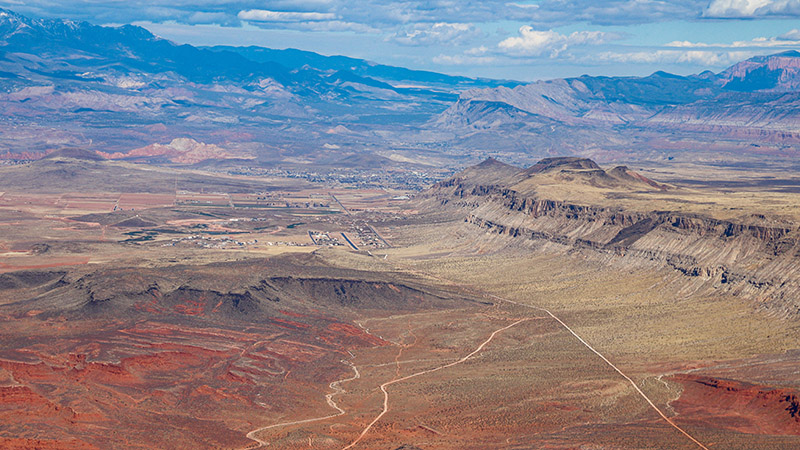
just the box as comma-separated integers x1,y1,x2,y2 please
475,157,507,168
523,156,601,175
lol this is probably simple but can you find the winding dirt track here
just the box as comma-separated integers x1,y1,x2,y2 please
244,360,360,449
340,318,529,450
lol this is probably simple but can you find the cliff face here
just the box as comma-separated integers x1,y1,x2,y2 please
646,92,800,133
718,51,800,92
423,158,800,317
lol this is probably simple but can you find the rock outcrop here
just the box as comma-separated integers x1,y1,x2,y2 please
422,157,800,317
669,374,800,435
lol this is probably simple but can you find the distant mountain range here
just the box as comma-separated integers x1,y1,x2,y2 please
0,8,514,91
206,46,518,90
437,51,800,163
440,51,800,129
1,7,799,168
0,7,508,165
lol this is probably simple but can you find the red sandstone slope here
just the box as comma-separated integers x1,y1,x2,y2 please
670,374,800,436
97,138,253,164
0,255,474,449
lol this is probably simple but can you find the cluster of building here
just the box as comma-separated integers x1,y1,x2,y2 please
308,231,343,246
352,221,390,248
162,234,317,249
222,167,455,190
161,235,255,249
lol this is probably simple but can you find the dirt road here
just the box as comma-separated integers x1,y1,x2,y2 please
389,263,710,450
243,359,360,449
340,318,529,450
486,294,709,450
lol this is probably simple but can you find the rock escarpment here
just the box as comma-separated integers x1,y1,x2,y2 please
422,157,800,317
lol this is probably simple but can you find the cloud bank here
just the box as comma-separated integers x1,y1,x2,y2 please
498,27,618,57
391,22,481,46
704,0,800,18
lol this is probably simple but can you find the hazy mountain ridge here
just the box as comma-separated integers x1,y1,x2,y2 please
0,9,295,88
0,8,485,161
1,7,800,167
207,45,520,90
440,51,800,133
434,52,800,162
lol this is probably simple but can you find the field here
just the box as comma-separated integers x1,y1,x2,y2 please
117,193,176,210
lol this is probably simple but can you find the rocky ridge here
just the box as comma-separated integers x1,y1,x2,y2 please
422,157,800,317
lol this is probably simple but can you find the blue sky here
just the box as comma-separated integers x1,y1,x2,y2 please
4,0,800,81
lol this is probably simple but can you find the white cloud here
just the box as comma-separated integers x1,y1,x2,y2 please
433,54,497,65
465,45,489,55
498,26,615,57
601,29,800,69
665,40,711,48
506,2,539,9
391,22,481,46
237,8,378,32
594,50,756,66
238,9,337,22
185,11,233,25
704,0,800,17
505,0,702,26
665,33,800,48
705,0,772,17
270,0,334,7
778,28,800,39
294,20,379,33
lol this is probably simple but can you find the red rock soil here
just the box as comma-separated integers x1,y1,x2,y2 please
669,373,800,436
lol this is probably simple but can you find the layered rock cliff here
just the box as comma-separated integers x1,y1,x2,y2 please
421,157,800,317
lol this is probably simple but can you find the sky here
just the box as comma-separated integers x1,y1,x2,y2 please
3,0,800,81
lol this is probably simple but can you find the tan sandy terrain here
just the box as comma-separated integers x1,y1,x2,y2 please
1,154,799,449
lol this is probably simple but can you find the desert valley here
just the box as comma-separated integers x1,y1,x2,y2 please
2,5,800,450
